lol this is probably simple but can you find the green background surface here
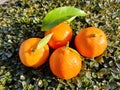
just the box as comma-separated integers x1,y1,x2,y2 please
0,0,120,90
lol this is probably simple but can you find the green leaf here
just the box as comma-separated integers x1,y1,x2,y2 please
36,33,53,50
42,6,87,31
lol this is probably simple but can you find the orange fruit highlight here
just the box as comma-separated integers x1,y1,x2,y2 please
45,22,72,49
49,46,82,80
19,38,49,68
75,27,107,58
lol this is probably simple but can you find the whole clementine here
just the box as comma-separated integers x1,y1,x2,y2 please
49,46,82,80
45,22,72,49
74,27,107,58
19,38,49,68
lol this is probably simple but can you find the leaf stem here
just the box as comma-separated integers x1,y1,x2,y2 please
36,33,53,50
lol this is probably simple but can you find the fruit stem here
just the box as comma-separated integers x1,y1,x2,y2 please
64,42,69,50
32,49,36,52
35,33,53,51
90,34,102,37
65,16,76,24
66,42,70,47
90,34,97,37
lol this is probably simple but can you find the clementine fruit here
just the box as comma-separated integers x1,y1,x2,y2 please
19,38,49,68
49,46,82,80
45,22,72,49
74,27,107,58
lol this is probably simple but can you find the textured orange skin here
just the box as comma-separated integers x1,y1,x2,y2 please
45,23,72,49
75,27,107,58
49,47,82,80
19,38,49,68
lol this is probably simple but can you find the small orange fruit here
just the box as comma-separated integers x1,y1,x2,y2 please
19,38,49,68
49,46,82,80
75,27,107,58
45,22,72,49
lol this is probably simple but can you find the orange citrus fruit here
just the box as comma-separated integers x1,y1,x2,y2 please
49,46,82,80
19,38,49,68
74,27,107,58
45,22,72,49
